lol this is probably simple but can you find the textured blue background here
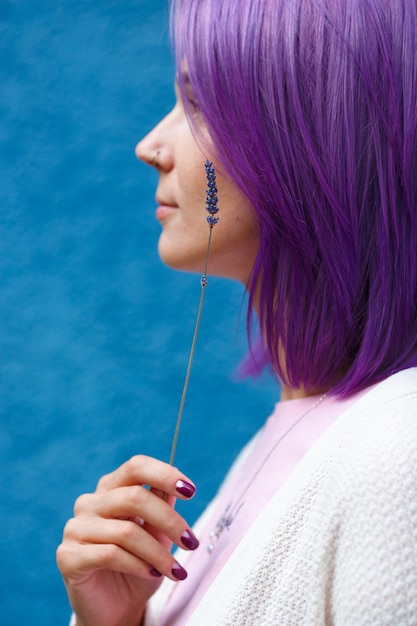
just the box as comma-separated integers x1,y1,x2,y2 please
0,1,278,623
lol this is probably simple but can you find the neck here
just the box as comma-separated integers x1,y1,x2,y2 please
246,285,330,402
280,384,328,402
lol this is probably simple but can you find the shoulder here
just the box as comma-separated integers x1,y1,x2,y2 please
315,370,417,532
334,369,417,490
255,370,417,623
314,370,417,624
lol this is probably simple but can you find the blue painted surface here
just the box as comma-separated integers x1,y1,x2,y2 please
0,2,278,623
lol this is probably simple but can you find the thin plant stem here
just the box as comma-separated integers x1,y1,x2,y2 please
163,160,218,502
168,225,214,467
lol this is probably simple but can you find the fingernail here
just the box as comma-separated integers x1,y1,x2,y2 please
172,562,188,580
175,480,196,498
181,529,199,550
150,567,162,577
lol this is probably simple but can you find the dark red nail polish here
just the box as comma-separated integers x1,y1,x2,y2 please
150,567,162,577
181,529,199,550
175,480,196,498
172,562,188,580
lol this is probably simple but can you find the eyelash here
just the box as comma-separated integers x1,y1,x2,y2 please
183,85,200,113
187,96,200,112
176,78,201,116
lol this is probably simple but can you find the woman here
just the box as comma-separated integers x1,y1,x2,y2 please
57,0,417,624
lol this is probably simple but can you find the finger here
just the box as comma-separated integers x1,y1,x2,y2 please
58,539,187,583
61,517,188,581
57,540,155,583
96,455,196,500
149,487,176,506
74,486,199,552
143,488,176,545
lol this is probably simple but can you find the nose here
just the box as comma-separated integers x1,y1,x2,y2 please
135,114,175,172
135,133,155,165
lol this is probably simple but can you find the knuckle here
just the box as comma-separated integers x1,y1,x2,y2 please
96,472,112,491
101,544,120,567
73,492,92,516
55,544,67,570
55,542,65,562
62,517,77,539
164,513,180,537
118,520,138,542
127,484,147,506
125,454,147,476
56,542,74,576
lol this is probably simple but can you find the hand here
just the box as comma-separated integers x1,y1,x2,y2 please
56,455,198,626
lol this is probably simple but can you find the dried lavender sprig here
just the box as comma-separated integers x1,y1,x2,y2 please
168,161,219,467
205,160,219,226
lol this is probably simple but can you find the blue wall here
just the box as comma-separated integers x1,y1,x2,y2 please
0,2,278,623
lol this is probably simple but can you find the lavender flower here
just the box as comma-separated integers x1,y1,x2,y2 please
205,160,219,226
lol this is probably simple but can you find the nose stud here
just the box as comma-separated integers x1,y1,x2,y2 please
152,150,161,168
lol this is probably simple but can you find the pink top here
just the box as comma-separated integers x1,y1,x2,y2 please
160,391,367,625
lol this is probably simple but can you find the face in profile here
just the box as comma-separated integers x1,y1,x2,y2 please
136,80,259,285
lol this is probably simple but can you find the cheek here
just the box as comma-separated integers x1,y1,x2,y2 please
160,150,259,280
180,168,207,211
216,180,256,234
203,194,259,282
216,205,259,253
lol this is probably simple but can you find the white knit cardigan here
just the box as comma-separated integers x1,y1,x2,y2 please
147,368,417,625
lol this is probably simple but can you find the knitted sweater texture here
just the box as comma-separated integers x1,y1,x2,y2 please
148,368,417,625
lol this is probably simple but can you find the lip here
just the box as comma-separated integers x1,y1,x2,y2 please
155,195,179,220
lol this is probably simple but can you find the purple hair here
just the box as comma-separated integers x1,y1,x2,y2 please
171,0,417,396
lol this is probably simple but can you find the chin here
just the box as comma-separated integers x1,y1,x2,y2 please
157,233,257,284
157,239,207,275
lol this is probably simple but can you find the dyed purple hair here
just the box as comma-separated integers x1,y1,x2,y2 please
171,0,417,396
